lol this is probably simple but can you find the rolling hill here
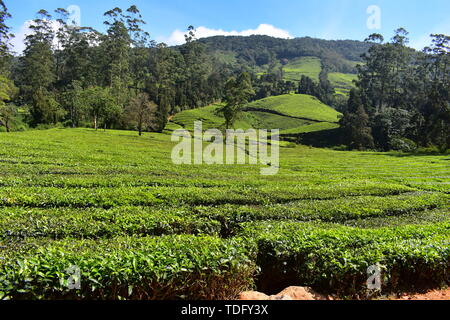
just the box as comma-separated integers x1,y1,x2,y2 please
172,94,342,139
197,35,365,95
283,56,322,82
328,72,358,96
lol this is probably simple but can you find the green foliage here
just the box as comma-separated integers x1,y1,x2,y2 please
279,122,339,135
241,221,450,297
2,3,450,298
0,0,13,71
0,206,221,240
0,75,18,131
218,72,255,129
0,235,256,300
0,128,448,299
198,35,370,71
81,86,121,130
328,73,357,96
339,89,374,150
246,94,341,122
173,94,341,139
283,57,322,82
354,29,450,151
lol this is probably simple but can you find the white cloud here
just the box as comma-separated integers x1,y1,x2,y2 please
10,20,63,55
10,20,32,55
163,24,293,46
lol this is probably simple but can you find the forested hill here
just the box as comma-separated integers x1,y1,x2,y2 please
197,35,372,73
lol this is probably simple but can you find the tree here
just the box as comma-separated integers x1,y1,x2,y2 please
421,34,450,149
0,0,13,72
0,74,18,131
126,5,154,93
218,72,254,129
126,92,157,136
19,9,59,125
82,86,119,130
179,26,211,108
101,7,132,108
147,43,181,132
298,75,317,96
339,89,374,150
352,28,450,151
60,81,87,127
53,8,99,88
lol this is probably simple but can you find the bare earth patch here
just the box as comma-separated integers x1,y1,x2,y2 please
239,287,450,301
390,289,450,300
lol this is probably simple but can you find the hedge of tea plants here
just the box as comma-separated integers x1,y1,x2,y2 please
0,129,448,299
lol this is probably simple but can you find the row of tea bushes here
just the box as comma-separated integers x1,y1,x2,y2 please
0,206,221,240
193,192,449,234
0,235,256,300
240,221,450,297
0,182,416,208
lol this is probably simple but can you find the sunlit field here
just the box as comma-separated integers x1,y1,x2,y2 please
0,128,448,299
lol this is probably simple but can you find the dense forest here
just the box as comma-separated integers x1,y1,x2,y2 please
0,2,448,151
198,35,371,73
340,30,449,151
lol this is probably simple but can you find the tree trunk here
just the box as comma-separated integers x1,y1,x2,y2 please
94,115,97,130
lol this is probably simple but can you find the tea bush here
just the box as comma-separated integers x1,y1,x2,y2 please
0,235,256,300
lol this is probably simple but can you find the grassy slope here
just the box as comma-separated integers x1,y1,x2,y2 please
283,56,322,82
279,122,340,135
281,56,358,96
329,72,357,95
246,94,341,123
0,128,448,298
172,94,342,139
172,103,258,131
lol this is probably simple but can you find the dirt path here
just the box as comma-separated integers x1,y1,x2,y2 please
390,288,450,300
240,287,450,301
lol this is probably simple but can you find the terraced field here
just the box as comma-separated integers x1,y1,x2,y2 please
173,94,341,138
280,56,358,96
283,56,322,82
0,128,448,300
245,94,340,123
329,72,357,96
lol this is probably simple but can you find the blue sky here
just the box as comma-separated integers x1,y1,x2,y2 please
6,0,450,52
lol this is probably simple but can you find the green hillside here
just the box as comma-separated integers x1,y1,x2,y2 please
280,57,358,96
329,72,357,96
245,94,341,123
198,36,367,96
279,122,340,135
283,56,322,82
173,94,342,138
172,103,256,131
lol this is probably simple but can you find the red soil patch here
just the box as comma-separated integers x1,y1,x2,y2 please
390,288,450,300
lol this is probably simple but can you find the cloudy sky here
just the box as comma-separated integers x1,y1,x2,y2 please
6,0,450,53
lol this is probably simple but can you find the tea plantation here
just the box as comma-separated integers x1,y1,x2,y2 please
0,128,448,299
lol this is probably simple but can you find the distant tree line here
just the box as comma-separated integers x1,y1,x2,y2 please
297,68,335,107
0,3,306,134
198,35,371,73
1,1,448,151
340,29,449,151
0,4,246,133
